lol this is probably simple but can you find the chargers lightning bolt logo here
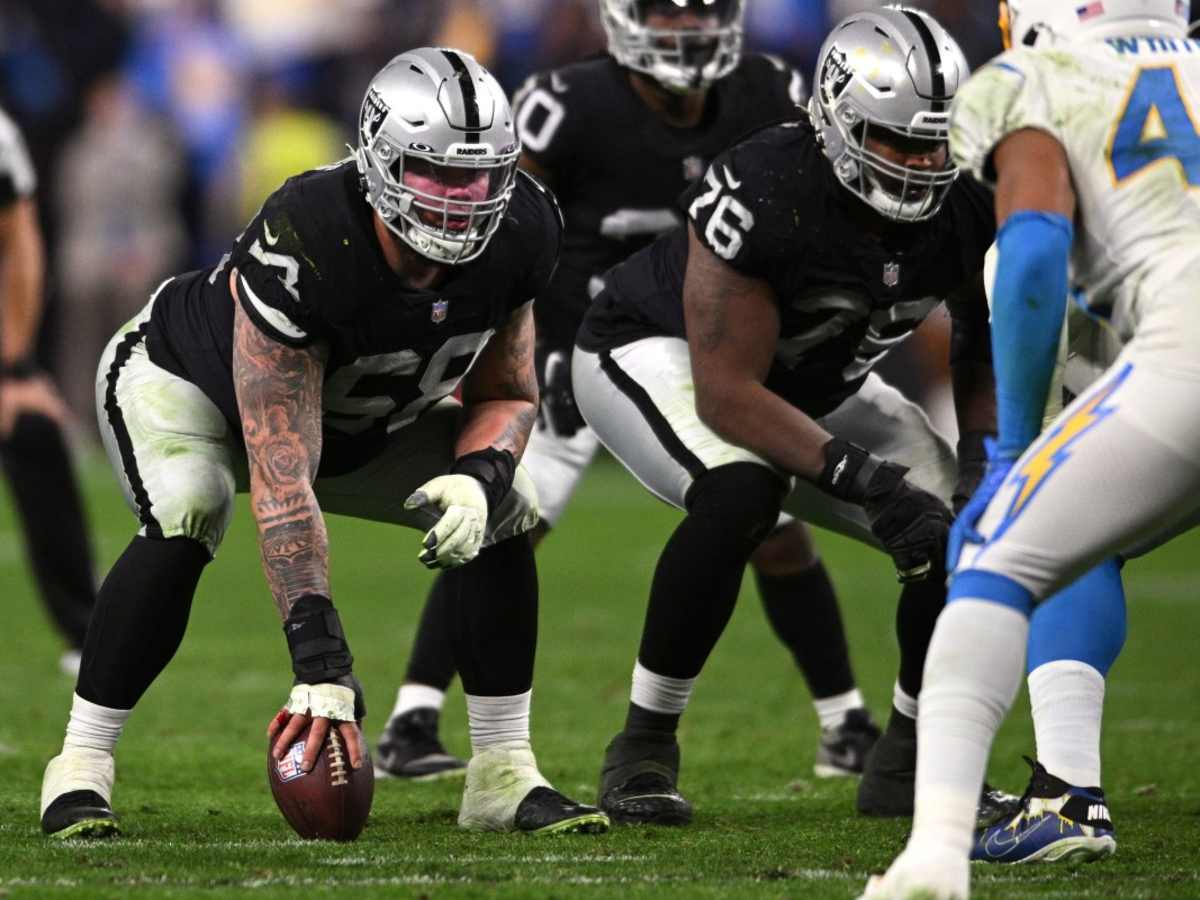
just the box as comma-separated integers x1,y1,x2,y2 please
996,362,1134,538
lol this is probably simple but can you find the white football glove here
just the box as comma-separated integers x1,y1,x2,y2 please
285,682,357,722
404,474,489,569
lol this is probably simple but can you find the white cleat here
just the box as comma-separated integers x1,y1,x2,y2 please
859,847,969,900
458,741,551,831
458,741,609,834
40,748,119,838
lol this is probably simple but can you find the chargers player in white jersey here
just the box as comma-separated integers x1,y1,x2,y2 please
864,1,1200,897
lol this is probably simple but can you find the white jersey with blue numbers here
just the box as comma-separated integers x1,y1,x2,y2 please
951,36,1200,347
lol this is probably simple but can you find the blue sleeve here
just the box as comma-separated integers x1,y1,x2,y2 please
991,210,1073,457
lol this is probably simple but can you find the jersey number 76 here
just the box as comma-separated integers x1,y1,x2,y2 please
1109,65,1200,187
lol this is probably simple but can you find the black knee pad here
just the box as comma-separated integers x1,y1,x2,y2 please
684,463,787,550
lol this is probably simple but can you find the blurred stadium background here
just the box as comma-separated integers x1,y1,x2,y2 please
0,0,1027,437
4,0,1198,439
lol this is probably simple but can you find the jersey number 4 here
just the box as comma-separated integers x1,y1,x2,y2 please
687,167,756,260
1109,65,1200,187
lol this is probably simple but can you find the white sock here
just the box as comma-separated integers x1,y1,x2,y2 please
892,682,919,721
909,600,1029,858
630,661,695,715
1028,660,1105,787
813,688,866,730
466,690,531,753
391,683,446,719
63,693,131,754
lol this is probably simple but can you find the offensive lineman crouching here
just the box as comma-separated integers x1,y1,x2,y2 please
572,6,1001,824
39,48,608,838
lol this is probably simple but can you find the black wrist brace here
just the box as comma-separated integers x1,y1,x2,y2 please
451,447,516,513
817,438,885,504
956,430,993,467
283,594,354,684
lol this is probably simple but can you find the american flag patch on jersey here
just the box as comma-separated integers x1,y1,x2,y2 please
1075,1,1105,20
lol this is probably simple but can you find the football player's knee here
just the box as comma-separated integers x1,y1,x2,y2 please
686,463,787,551
155,460,235,556
483,465,540,545
751,520,819,574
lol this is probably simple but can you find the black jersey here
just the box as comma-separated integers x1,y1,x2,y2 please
512,54,804,350
577,117,996,419
146,162,561,469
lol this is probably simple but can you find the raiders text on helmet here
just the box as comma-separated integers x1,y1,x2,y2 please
601,0,746,93
809,5,968,223
356,48,520,265
1000,0,1188,49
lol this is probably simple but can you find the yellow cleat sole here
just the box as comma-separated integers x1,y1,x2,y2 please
48,818,120,840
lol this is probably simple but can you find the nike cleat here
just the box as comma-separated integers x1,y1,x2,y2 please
375,707,466,781
514,786,610,835
598,732,693,825
459,740,608,834
814,707,881,778
40,750,120,839
977,783,1023,828
971,758,1116,864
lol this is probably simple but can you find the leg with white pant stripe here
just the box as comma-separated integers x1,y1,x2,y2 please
573,340,958,824
869,358,1200,897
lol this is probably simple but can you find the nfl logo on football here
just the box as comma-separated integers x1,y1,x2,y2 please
431,299,449,324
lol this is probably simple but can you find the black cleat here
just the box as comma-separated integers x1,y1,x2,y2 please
814,708,882,778
597,732,693,826
41,790,120,839
857,727,916,817
375,708,466,781
514,786,610,834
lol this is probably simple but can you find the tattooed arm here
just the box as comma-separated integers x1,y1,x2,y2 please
457,299,539,461
683,224,831,481
230,270,330,619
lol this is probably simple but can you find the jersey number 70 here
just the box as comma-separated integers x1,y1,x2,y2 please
1108,65,1200,187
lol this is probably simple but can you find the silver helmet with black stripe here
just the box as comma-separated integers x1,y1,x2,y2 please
809,5,968,223
356,47,520,264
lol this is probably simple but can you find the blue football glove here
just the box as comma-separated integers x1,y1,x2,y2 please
947,438,1019,572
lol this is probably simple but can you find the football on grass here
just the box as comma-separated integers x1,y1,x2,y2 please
268,723,374,840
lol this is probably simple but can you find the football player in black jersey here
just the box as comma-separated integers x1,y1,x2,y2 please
377,0,882,787
38,49,609,839
573,7,1001,825
0,105,97,676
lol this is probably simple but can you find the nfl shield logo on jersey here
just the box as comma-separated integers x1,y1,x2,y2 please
883,262,900,288
682,155,705,182
431,299,449,324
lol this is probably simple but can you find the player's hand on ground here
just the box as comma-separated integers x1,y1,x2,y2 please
269,681,365,772
0,374,69,438
539,349,586,437
947,438,1018,572
863,462,953,582
405,474,488,569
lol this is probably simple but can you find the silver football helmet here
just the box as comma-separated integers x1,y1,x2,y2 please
356,48,520,265
601,0,746,93
809,6,968,223
1001,0,1187,49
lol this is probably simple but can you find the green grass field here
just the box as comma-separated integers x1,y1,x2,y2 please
2,452,1198,898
